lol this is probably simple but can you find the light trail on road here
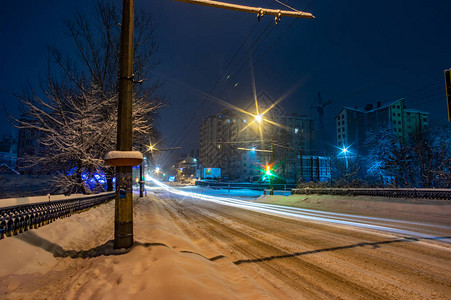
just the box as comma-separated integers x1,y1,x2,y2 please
147,177,451,240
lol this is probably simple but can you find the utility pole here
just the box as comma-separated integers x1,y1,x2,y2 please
270,136,274,195
139,158,144,197
445,68,451,122
115,0,134,249
109,0,314,250
299,149,303,183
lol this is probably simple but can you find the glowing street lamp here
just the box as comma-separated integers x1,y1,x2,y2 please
255,114,263,124
340,146,349,170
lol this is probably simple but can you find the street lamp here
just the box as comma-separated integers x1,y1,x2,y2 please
255,114,263,124
108,0,314,250
340,145,349,170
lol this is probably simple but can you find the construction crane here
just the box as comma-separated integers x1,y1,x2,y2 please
312,83,379,153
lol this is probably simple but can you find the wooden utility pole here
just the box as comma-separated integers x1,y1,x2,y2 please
115,0,134,249
111,0,313,249
445,68,451,122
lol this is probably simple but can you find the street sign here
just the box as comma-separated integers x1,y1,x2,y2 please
203,167,221,179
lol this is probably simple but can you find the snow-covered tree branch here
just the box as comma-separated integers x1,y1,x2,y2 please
14,0,164,194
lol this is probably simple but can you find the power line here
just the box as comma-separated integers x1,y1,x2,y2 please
255,0,316,64
168,0,282,152
166,0,316,159
167,22,260,149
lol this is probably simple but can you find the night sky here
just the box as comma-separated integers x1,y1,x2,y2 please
1,1,450,161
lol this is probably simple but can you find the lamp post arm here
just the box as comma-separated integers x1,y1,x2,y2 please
173,0,315,19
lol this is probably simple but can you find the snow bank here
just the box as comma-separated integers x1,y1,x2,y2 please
0,195,273,299
0,192,112,208
256,194,451,226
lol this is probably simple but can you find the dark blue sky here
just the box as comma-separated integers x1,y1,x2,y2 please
1,1,450,156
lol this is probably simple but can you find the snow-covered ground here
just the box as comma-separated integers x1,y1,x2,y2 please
0,174,54,198
0,185,450,299
0,193,274,299
0,192,112,208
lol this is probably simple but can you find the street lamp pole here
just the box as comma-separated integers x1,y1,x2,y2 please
110,0,314,250
139,157,144,197
270,136,274,195
115,0,134,249
299,148,303,183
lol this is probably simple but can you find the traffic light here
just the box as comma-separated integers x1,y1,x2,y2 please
265,165,272,176
445,69,451,121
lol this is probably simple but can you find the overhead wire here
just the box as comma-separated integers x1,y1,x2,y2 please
166,0,285,155
160,2,274,165
162,0,316,165
168,21,260,148
254,0,316,64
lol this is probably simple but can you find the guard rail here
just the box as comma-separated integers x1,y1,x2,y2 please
291,188,451,200
0,192,115,239
195,181,297,190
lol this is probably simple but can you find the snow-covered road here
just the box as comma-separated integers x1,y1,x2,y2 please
152,188,451,299
1,183,450,299
148,180,451,239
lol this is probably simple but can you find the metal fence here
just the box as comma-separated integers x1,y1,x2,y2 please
291,188,451,200
195,181,297,190
0,192,115,239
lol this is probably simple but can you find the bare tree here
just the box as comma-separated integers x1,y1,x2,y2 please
412,123,451,188
15,0,164,194
365,123,450,188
